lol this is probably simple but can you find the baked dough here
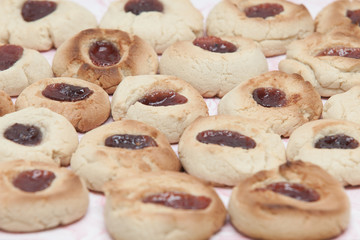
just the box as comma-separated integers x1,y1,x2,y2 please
159,36,268,97
111,75,208,143
103,171,226,240
0,90,14,116
178,115,286,186
228,160,350,240
71,119,181,192
206,0,314,57
0,160,88,232
100,0,203,54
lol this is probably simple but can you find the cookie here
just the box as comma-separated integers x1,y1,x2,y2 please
1,0,97,51
218,71,322,137
0,90,14,116
178,115,286,187
52,28,158,94
228,161,350,240
71,119,181,192
111,75,208,143
0,44,53,96
0,107,78,166
206,0,314,57
99,0,203,54
159,36,268,97
0,160,88,232
103,171,226,240
15,77,111,132
286,119,360,186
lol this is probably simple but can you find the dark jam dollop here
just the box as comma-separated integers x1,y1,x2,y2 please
89,41,121,67
262,182,320,202
196,130,256,149
4,123,42,146
252,87,287,108
245,3,284,19
138,90,188,107
13,169,55,192
193,36,237,53
124,0,164,15
316,47,360,59
42,83,94,102
0,45,24,71
22,1,57,22
347,9,360,25
105,134,158,149
142,191,211,210
315,134,359,149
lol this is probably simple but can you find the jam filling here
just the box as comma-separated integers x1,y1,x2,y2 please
0,45,24,71
316,47,360,59
315,134,359,149
193,36,237,53
196,130,256,149
347,9,360,25
245,3,284,19
252,87,287,108
124,0,164,15
22,1,57,22
4,123,42,146
105,134,158,149
138,90,188,107
13,169,55,192
89,41,121,67
142,191,211,210
42,83,93,102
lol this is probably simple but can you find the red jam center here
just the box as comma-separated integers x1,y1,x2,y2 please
253,87,287,108
124,0,164,15
89,41,121,67
142,191,211,210
315,134,359,149
0,45,24,71
263,182,320,202
196,130,256,149
13,169,55,192
347,9,360,25
138,90,188,107
105,134,158,149
21,1,57,22
193,36,237,53
316,47,360,59
42,83,94,102
245,3,284,19
4,123,42,146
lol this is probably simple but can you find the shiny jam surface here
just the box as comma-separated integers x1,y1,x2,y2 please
105,134,158,149
316,47,360,59
347,9,360,25
252,87,287,108
142,191,211,210
42,83,94,102
89,41,121,67
193,36,237,53
22,1,57,22
4,123,42,146
138,90,188,107
13,169,55,192
264,182,320,202
196,130,256,149
124,0,164,15
245,3,284,19
0,45,24,71
315,134,359,149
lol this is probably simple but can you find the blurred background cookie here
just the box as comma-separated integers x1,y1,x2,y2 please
0,90,14,116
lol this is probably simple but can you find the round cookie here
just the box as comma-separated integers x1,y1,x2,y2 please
0,107,78,166
52,28,158,94
206,0,314,57
286,119,360,186
0,90,14,116
2,0,97,51
179,115,286,187
15,77,111,132
228,161,350,240
111,75,208,143
103,171,226,240
218,71,322,137
99,0,203,54
0,44,53,96
71,119,181,192
159,36,268,97
0,160,89,232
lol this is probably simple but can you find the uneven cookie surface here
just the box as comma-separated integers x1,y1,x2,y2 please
0,90,14,116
